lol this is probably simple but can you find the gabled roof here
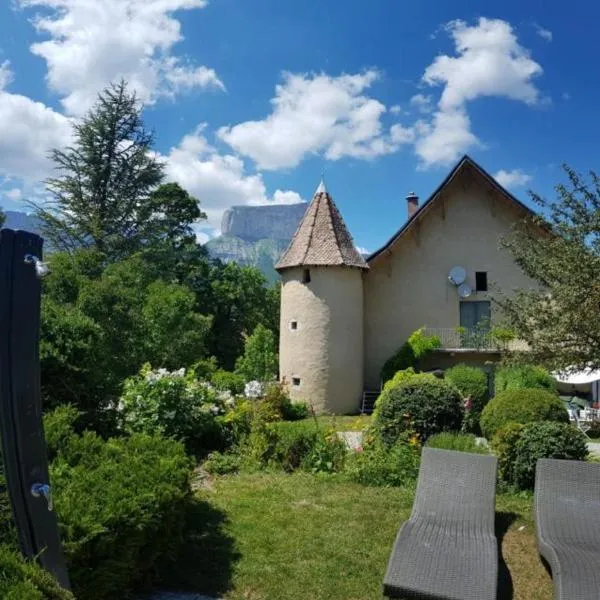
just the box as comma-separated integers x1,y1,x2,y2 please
275,180,368,272
367,155,537,263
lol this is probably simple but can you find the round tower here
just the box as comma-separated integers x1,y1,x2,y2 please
275,181,368,414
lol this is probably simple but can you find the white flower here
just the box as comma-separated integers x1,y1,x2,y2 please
217,389,233,402
244,380,263,399
209,404,221,415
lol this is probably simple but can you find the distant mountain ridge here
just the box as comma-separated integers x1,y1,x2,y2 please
206,203,308,282
2,210,41,234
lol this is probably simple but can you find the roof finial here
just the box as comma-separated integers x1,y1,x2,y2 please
315,167,327,195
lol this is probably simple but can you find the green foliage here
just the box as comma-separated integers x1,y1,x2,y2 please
120,365,226,456
381,328,441,384
444,364,489,432
235,324,278,382
203,451,243,475
373,375,463,445
239,420,346,474
495,365,557,393
282,401,309,421
0,208,5,228
43,404,80,461
480,388,568,439
511,422,588,490
211,369,245,395
492,423,525,486
500,165,600,371
426,432,489,454
0,544,74,600
382,367,417,393
345,438,421,487
50,427,191,600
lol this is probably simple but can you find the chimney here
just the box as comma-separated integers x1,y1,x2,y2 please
406,192,419,219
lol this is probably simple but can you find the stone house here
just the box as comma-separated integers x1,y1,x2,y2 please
276,155,536,414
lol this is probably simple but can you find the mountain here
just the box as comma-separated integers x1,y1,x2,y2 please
2,210,41,234
206,203,308,282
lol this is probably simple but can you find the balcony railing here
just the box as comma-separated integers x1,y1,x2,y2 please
423,328,528,352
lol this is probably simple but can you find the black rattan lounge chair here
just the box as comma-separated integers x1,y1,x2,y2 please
534,458,600,600
383,447,498,600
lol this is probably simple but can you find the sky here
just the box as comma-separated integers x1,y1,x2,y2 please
0,0,598,253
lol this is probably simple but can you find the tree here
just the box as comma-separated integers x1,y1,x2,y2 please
235,324,278,382
0,208,5,228
36,80,165,259
500,165,600,370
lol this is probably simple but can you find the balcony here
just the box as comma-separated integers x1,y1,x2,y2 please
423,327,528,353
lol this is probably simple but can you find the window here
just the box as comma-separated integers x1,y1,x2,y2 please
460,301,491,330
302,268,311,284
292,377,301,386
475,271,488,292
290,320,298,331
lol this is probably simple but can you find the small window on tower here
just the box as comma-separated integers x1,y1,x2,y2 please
475,271,488,292
290,320,298,331
292,377,301,387
302,268,311,284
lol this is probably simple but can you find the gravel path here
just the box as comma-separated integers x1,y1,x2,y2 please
337,431,363,450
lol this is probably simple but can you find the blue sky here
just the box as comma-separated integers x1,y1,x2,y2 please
0,0,597,252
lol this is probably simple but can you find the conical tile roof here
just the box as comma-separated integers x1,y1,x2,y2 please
275,181,368,271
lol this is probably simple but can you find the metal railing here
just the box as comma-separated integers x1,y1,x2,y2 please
423,327,528,352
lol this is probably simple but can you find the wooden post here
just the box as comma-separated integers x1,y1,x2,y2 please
0,229,70,590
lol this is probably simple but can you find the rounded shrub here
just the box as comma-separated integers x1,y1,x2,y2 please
491,422,525,485
495,365,557,394
382,367,417,393
513,422,589,490
426,432,489,455
480,388,568,439
0,544,74,599
211,369,245,395
373,375,463,444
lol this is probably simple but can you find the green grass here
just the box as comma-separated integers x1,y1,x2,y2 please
310,415,371,431
162,472,553,600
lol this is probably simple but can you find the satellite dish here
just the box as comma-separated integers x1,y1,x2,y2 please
458,283,472,298
448,266,466,286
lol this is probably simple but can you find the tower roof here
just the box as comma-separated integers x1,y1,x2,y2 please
275,181,368,272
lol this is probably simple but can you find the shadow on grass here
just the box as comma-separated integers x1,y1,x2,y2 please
496,511,516,600
157,497,240,598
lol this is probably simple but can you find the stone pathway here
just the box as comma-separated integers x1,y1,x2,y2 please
337,431,362,450
587,442,600,457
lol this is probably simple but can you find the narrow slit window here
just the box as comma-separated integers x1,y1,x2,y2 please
302,268,311,284
292,377,301,387
475,271,488,292
290,320,298,331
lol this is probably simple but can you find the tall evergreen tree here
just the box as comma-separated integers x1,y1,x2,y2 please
501,165,600,370
37,80,165,260
0,207,5,228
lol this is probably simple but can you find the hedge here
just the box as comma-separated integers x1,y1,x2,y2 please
495,365,557,394
480,388,568,439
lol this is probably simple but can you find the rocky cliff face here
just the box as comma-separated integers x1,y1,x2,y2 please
221,203,307,241
207,203,308,282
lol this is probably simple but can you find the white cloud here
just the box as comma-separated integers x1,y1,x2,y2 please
0,89,72,182
0,61,13,90
164,125,303,229
219,70,411,170
494,168,533,188
389,104,402,115
410,93,433,113
355,245,370,255
18,0,224,116
5,188,23,201
416,18,544,167
534,24,553,42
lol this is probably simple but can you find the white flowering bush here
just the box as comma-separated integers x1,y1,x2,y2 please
244,380,263,399
120,364,226,455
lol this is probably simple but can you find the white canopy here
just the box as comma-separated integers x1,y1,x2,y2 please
553,369,600,385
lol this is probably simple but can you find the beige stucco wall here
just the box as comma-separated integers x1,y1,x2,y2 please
279,266,364,414
363,171,536,389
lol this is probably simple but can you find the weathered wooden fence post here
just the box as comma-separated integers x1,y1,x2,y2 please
0,228,71,590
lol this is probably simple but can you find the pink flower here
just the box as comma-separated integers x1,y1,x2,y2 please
464,397,473,411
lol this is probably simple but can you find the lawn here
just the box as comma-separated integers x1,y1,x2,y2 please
311,414,372,431
162,472,554,600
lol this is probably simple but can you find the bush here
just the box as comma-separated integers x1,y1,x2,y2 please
495,365,557,394
426,432,489,454
492,422,525,485
211,369,245,395
190,357,218,380
480,388,568,439
120,365,226,456
240,420,346,474
282,401,309,421
373,376,463,444
43,404,80,461
50,428,192,600
0,544,74,599
445,365,489,432
382,367,417,393
380,328,441,384
203,451,242,475
235,324,278,382
345,438,421,487
512,422,588,490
